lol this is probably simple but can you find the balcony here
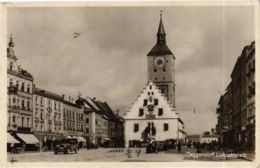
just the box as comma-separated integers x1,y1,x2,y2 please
8,86,18,94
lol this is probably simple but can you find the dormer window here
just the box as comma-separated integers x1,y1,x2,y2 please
164,123,168,131
139,108,144,116
158,108,163,116
143,99,147,106
154,99,158,105
134,124,139,132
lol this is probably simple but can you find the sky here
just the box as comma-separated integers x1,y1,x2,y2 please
7,6,255,134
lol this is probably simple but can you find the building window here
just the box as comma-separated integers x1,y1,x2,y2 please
134,124,139,132
9,79,13,87
27,84,30,93
27,101,30,110
16,81,19,90
143,99,147,106
86,128,89,133
163,68,166,72
154,99,158,105
10,62,13,71
150,85,152,90
155,77,157,81
158,108,163,116
27,117,30,127
139,108,144,116
163,77,165,80
21,117,24,127
154,69,157,72
13,116,16,122
164,123,168,131
86,118,89,124
21,83,25,92
22,100,25,109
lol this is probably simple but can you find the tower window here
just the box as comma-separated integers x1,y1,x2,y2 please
134,124,139,132
10,62,13,71
155,78,157,81
164,123,168,131
158,108,163,116
139,108,144,116
163,77,165,80
148,92,150,95
154,99,158,105
163,68,166,72
154,69,157,72
143,99,147,106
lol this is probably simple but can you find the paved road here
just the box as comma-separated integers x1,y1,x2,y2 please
7,146,246,162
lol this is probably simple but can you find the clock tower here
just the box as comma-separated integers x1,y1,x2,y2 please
147,12,176,107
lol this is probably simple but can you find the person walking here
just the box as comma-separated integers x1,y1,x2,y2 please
177,142,181,152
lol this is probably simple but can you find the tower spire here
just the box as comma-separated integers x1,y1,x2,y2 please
157,11,166,44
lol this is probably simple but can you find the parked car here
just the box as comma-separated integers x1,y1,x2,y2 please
165,139,176,149
146,141,164,153
54,138,79,154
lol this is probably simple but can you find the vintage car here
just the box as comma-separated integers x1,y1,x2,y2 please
54,138,79,154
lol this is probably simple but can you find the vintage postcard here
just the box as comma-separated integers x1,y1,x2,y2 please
0,1,259,168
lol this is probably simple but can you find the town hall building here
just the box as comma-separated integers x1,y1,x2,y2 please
124,13,185,147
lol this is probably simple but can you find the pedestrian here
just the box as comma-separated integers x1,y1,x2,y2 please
177,142,181,152
126,148,132,158
136,148,141,157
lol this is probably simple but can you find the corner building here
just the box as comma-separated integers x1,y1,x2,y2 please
7,37,34,134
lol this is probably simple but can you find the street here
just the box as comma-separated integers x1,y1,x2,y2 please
8,146,247,162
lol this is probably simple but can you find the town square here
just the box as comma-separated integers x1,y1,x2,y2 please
5,5,256,163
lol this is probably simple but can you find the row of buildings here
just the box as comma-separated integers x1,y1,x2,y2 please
216,41,255,152
7,37,124,150
7,13,185,149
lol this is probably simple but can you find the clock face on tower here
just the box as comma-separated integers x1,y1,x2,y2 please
154,57,165,67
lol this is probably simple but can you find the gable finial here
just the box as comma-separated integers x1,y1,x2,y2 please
160,10,163,19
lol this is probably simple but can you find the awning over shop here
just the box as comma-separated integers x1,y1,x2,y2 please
104,138,111,141
16,133,39,144
77,136,86,142
8,133,20,144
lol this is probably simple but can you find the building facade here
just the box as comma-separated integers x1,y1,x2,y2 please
216,41,255,153
33,87,64,144
76,96,124,147
63,97,84,137
124,82,185,147
245,42,255,152
124,13,184,147
7,37,34,134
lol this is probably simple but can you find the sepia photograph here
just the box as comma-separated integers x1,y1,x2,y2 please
3,2,257,165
